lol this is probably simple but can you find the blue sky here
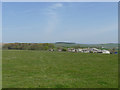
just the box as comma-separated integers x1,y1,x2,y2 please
2,2,118,44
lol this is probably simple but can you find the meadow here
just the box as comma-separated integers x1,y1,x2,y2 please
2,50,118,88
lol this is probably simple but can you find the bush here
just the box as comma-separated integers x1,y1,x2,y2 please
62,48,67,51
2,43,55,50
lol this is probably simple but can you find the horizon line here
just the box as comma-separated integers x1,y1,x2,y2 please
1,42,118,44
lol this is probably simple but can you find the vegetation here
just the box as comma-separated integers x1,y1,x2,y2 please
54,42,118,50
2,43,54,50
3,50,118,88
2,43,118,52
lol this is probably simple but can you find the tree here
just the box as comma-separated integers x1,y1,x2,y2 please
62,48,67,51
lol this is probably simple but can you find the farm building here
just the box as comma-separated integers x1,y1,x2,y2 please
49,49,54,51
58,49,62,52
101,50,110,54
49,47,111,54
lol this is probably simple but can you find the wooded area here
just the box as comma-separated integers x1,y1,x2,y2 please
2,43,55,50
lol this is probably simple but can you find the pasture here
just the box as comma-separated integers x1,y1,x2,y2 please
2,50,118,88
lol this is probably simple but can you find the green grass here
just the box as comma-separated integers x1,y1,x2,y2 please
2,50,118,88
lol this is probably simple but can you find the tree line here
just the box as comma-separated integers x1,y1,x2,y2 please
2,43,54,50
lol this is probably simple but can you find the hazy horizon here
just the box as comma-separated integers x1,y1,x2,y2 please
3,2,118,44
1,41,118,44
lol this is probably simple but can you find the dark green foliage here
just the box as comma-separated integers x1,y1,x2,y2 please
62,48,67,51
2,43,54,50
55,42,75,44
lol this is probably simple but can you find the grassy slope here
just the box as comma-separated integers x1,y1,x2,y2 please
54,43,118,49
3,50,118,88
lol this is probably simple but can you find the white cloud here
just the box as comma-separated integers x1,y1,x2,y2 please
45,3,63,15
48,3,63,10
46,3,63,15
52,3,63,9
43,3,63,35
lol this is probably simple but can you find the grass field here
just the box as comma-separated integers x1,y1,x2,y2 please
2,50,118,88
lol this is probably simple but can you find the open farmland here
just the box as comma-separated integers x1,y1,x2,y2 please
2,50,118,88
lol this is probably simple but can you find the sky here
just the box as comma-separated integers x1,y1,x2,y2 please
2,2,118,44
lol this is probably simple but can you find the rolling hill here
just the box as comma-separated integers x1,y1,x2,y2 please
54,42,118,49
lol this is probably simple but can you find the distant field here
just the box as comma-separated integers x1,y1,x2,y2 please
54,43,118,49
2,50,118,88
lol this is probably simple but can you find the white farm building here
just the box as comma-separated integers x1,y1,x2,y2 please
101,50,110,54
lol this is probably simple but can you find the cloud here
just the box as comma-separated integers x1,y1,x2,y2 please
45,3,63,15
51,3,63,9
43,3,63,35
